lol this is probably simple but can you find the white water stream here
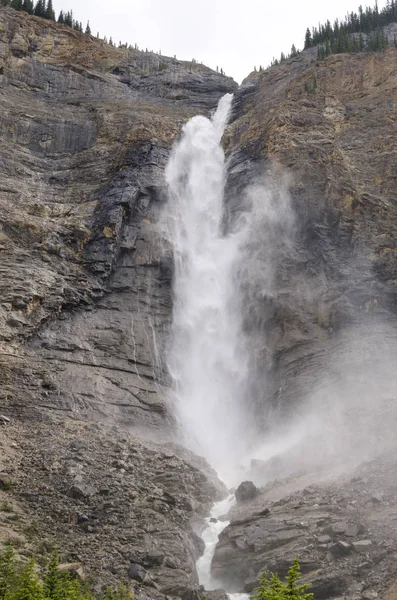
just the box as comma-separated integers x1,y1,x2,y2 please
163,93,251,478
163,95,251,597
197,495,249,599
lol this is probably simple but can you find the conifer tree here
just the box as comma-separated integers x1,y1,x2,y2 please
85,20,91,34
12,558,45,600
33,0,44,17
251,556,313,600
0,545,15,600
64,10,72,26
22,0,34,13
44,0,55,20
44,548,60,600
10,0,23,10
304,27,313,48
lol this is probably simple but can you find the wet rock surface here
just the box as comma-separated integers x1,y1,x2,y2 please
212,454,397,599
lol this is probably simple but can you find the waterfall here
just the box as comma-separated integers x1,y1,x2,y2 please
162,94,251,481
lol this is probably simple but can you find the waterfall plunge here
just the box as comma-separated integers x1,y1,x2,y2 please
163,94,252,482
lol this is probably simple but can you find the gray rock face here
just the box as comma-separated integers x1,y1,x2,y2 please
0,8,234,600
223,49,397,443
0,7,236,432
211,454,397,598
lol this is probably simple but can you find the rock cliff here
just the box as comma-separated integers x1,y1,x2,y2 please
0,6,236,430
1,5,397,600
0,7,235,600
224,46,397,429
213,45,397,600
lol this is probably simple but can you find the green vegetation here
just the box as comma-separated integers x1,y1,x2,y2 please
0,546,132,600
0,501,13,513
251,556,313,600
0,0,84,31
304,0,397,50
0,0,197,61
266,0,396,69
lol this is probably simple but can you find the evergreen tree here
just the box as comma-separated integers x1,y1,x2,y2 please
304,27,313,48
0,545,15,600
22,0,34,13
325,38,331,55
57,10,64,23
44,0,55,20
33,0,44,17
44,549,60,600
85,20,91,34
64,10,72,26
251,556,313,600
10,0,23,10
12,558,45,600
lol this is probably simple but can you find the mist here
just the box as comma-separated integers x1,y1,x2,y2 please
159,93,397,492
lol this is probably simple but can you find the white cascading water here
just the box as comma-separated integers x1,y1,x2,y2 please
162,94,250,598
163,93,251,481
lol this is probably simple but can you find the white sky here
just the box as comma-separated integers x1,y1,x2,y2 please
53,0,387,83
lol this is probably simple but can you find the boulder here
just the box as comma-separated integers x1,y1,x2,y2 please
235,481,259,503
58,563,85,581
204,590,229,600
128,563,147,582
67,484,98,500
330,541,352,557
353,540,372,553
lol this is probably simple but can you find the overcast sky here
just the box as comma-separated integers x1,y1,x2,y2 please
53,0,386,83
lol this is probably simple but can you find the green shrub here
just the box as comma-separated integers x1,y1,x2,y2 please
0,547,133,600
251,556,313,600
